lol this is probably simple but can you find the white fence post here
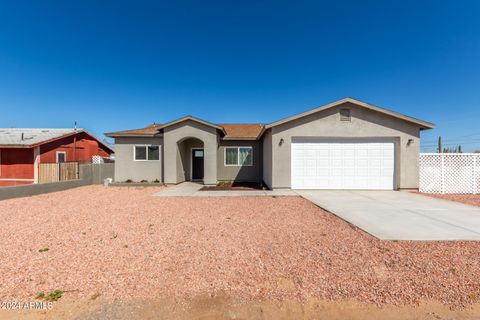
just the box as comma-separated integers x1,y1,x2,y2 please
474,156,478,195
441,154,445,194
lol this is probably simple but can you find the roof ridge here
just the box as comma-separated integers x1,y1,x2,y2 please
218,123,264,125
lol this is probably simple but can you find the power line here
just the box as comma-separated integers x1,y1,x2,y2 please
422,136,480,144
451,132,480,139
421,138,480,146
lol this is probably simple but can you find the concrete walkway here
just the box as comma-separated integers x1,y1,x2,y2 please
155,182,204,196
154,182,297,197
297,190,480,240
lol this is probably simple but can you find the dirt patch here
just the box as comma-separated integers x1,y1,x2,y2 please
421,193,480,207
1,296,480,320
200,181,265,191
0,186,479,310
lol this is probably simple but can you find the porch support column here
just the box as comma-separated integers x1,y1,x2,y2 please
163,133,178,184
203,138,217,186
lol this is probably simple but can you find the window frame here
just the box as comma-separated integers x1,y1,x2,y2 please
224,146,253,167
56,151,67,163
133,145,161,161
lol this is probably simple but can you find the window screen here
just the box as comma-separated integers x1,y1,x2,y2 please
225,148,239,165
135,146,147,160
148,146,159,160
225,147,253,166
239,147,252,165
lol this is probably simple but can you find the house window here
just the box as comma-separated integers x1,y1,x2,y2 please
134,145,160,161
147,146,160,160
340,109,351,121
56,151,67,163
224,147,253,166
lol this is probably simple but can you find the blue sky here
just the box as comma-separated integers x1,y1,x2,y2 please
0,1,479,151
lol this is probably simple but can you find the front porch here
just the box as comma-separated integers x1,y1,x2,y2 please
163,119,219,185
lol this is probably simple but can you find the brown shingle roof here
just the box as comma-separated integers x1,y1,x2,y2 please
219,124,264,140
106,122,265,140
105,123,161,137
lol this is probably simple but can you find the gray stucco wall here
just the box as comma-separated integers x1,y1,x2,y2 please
270,102,421,189
114,136,163,182
90,163,115,184
262,130,273,189
217,140,263,182
163,120,218,185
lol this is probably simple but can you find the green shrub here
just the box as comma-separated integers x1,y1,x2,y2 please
46,290,63,302
35,292,45,299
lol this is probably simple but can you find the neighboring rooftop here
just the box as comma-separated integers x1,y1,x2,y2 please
0,128,114,153
0,128,82,147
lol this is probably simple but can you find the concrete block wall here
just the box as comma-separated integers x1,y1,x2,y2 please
0,163,115,201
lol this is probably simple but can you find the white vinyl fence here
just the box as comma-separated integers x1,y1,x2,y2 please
419,153,480,194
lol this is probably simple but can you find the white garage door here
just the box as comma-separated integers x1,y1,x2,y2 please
291,138,395,190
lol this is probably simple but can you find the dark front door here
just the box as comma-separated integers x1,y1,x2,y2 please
191,148,204,180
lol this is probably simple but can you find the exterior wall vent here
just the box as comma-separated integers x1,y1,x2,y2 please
340,109,351,121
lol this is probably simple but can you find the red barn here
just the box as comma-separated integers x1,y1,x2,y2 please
0,128,113,186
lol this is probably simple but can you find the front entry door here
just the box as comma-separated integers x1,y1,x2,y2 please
191,148,204,181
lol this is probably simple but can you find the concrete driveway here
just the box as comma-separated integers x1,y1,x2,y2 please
297,190,480,240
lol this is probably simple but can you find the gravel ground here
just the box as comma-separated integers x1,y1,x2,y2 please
0,186,479,309
421,193,480,207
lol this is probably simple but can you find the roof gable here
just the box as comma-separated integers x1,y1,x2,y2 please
159,116,225,134
265,98,435,130
219,124,265,140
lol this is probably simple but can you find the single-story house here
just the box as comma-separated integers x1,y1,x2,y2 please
105,98,434,190
0,128,113,186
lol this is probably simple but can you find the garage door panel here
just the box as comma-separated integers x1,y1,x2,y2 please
318,159,329,167
357,149,368,157
357,159,369,167
318,149,329,156
291,138,395,190
383,149,394,157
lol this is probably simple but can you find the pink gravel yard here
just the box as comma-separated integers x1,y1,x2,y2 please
422,193,480,207
0,186,480,310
